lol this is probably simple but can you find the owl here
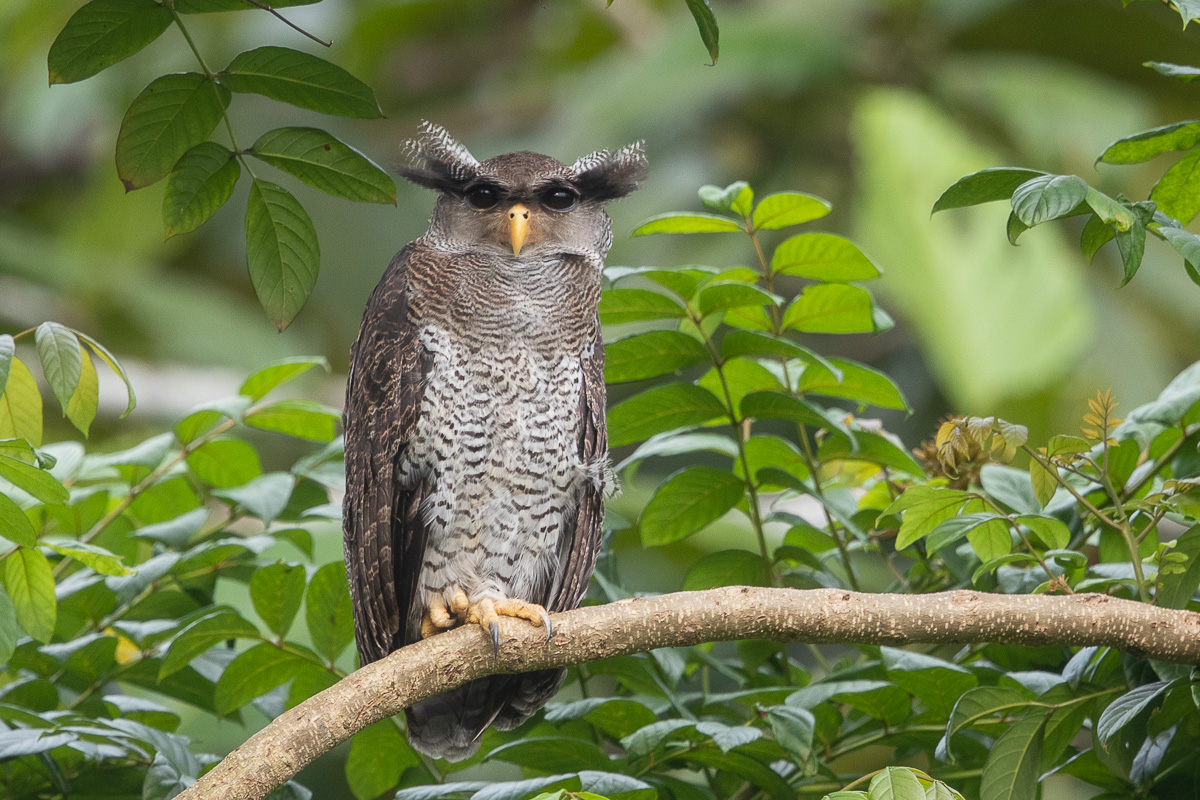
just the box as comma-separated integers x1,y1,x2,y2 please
342,122,647,760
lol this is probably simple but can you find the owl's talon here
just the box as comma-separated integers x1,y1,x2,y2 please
465,596,551,652
420,593,459,639
489,621,501,653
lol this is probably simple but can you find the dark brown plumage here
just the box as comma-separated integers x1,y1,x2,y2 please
343,123,646,759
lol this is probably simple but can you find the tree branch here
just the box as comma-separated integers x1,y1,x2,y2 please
178,587,1200,800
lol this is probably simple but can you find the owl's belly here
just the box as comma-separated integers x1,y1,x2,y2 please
397,326,587,614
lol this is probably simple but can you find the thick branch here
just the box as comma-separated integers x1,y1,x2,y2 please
179,587,1200,800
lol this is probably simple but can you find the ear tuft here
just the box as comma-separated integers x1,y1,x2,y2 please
398,121,480,193
571,141,648,202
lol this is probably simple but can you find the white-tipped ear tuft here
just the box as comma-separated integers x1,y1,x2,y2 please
571,141,648,202
399,121,481,191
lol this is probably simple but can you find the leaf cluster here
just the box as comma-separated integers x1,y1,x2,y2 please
47,0,394,330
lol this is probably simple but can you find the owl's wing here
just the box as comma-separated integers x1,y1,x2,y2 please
550,324,608,613
343,244,431,665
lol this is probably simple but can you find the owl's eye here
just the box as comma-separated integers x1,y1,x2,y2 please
465,185,501,210
539,187,579,212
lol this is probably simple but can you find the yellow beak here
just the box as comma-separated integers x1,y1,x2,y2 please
508,203,530,256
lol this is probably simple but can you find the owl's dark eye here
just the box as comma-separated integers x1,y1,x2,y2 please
539,187,579,212
465,184,501,210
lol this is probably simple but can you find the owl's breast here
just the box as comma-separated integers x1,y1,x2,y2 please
396,324,589,604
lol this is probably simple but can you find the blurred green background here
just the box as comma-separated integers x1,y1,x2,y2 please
3,0,1200,795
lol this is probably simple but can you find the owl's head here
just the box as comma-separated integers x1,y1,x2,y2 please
399,121,647,259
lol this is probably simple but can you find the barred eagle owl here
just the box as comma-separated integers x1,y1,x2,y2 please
343,122,647,760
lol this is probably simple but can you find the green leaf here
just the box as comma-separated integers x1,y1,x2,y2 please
1006,210,1028,245
161,609,261,679
245,178,320,330
0,455,68,504
250,562,306,638
1145,61,1200,82
882,486,973,550
607,384,727,447
0,585,18,666
795,358,909,411
739,390,825,427
1100,120,1200,165
250,127,395,204
700,358,782,412
639,466,745,547
1015,515,1070,550
213,472,293,523
682,549,768,590
1096,682,1170,746
47,0,172,85
979,713,1046,800
598,288,686,325
719,329,832,369
76,331,135,417
4,547,55,643
923,513,1002,554
683,0,719,65
162,142,240,237
869,768,926,800
0,358,41,447
1080,214,1115,261
65,348,99,437
614,431,738,473
631,212,742,236
751,192,831,230
933,167,1046,213
0,335,11,397
306,561,354,662
244,399,339,441
782,284,875,334
772,233,881,281
219,46,382,118
213,642,317,714
699,181,751,213
1084,187,1134,230
604,331,709,383
1115,201,1153,287
34,322,82,413
817,430,924,476
115,73,231,191
695,282,778,317
1010,175,1088,227
765,705,814,762
176,396,251,444
44,539,130,576
1151,149,1200,224
346,722,416,800
737,436,809,488
947,685,1035,739
486,737,612,772
0,494,35,548
186,438,263,488
1157,525,1200,608
240,356,330,401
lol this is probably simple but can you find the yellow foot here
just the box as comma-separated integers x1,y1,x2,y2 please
466,596,552,652
420,593,459,639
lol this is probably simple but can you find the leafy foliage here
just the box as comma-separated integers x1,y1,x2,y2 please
47,0,392,330
934,0,1200,290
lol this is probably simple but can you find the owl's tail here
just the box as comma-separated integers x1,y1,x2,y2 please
404,669,566,761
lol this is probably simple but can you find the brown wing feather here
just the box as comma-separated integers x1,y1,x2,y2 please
343,245,430,666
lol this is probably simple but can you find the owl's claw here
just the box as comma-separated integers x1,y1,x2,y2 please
420,593,459,639
466,596,551,653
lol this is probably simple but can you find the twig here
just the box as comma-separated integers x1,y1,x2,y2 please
241,0,332,47
176,586,1200,800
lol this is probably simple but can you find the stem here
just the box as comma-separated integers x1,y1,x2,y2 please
691,310,776,588
240,0,332,46
1122,421,1196,501
169,9,257,178
796,428,861,591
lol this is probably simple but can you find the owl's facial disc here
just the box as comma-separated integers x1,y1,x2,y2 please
507,204,530,256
